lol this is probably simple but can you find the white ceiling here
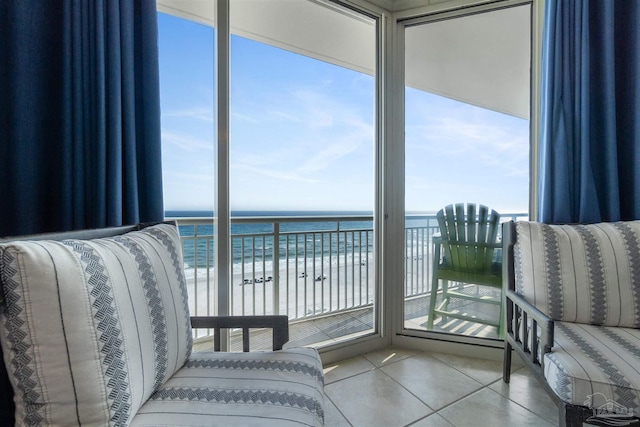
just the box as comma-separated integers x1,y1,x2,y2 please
157,0,530,119
405,5,531,119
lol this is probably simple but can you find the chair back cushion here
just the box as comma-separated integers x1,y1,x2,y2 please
0,223,192,426
514,220,640,327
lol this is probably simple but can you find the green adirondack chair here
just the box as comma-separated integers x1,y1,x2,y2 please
427,203,503,336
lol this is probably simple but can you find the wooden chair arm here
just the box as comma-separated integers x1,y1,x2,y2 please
505,289,554,366
191,315,290,351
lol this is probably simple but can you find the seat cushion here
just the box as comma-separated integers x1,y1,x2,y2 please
544,322,640,414
130,347,326,427
514,220,640,327
0,223,192,426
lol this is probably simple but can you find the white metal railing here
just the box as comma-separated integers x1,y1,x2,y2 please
169,213,527,325
170,215,374,325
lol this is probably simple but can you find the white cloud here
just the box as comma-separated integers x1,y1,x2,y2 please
166,170,214,181
162,107,214,123
231,84,373,177
268,110,301,123
231,163,322,183
296,134,364,173
407,114,528,169
232,112,260,124
162,131,214,152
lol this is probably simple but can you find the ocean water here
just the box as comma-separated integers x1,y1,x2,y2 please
165,210,377,276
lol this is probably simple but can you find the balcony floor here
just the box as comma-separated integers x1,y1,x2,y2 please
193,292,500,353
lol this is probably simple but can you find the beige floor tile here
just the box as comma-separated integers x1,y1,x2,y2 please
438,388,556,427
325,370,432,427
489,367,558,424
380,353,483,411
362,347,420,368
323,355,376,384
410,413,455,427
431,352,504,385
324,395,351,427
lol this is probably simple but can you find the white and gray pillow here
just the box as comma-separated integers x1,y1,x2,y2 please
0,223,192,426
514,220,640,327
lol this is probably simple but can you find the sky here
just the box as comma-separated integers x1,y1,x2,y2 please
157,11,529,215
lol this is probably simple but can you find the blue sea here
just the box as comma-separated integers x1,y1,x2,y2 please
164,210,377,272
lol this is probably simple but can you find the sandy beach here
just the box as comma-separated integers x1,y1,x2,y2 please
185,256,376,325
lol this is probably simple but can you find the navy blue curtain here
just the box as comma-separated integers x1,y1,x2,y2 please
538,0,640,224
0,0,163,236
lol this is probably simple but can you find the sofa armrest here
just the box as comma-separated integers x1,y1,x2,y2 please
191,315,290,351
505,289,554,369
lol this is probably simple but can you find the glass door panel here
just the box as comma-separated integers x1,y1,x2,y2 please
403,5,531,339
157,9,216,343
230,0,377,347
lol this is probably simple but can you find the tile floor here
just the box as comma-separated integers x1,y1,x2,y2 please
322,347,558,427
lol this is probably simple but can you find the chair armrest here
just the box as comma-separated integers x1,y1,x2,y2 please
191,315,289,351
505,289,554,369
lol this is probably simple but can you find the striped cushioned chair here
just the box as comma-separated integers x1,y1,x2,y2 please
0,222,325,426
503,220,640,427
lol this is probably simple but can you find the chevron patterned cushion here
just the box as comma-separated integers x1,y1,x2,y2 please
130,347,326,426
0,223,192,426
514,221,640,327
544,322,640,413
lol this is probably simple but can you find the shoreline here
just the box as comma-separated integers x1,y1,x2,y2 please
185,257,375,323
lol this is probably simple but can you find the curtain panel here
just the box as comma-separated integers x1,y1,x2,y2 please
0,0,163,236
538,0,640,224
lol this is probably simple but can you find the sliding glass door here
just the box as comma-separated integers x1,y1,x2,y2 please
158,0,380,350
229,0,378,347
403,4,532,340
157,3,217,337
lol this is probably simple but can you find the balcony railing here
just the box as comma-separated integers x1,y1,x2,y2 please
169,213,527,337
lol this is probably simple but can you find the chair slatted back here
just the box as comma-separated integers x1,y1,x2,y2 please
437,203,500,273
